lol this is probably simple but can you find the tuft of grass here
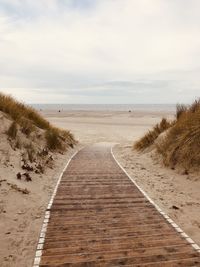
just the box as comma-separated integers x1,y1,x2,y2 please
156,99,200,170
20,117,36,136
45,129,63,151
7,121,18,139
176,99,200,120
134,118,173,151
189,99,200,113
176,104,187,119
45,127,76,151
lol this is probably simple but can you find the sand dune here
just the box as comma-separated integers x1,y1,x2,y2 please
1,108,199,267
0,94,76,267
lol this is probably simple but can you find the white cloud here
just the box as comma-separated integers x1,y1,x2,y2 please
0,0,200,103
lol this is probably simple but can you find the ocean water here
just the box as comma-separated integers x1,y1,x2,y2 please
32,104,176,112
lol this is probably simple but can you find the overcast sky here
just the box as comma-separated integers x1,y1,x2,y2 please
0,0,200,104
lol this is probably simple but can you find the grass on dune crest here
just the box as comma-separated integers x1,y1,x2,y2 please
156,99,200,170
134,118,173,151
0,92,50,129
134,99,200,170
0,92,76,150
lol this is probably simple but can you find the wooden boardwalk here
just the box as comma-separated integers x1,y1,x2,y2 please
35,143,200,266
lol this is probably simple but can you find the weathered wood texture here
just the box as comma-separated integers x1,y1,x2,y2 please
39,144,200,266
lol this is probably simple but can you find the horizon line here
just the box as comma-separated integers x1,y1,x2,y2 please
30,103,183,105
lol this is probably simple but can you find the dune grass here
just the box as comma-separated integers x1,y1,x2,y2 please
134,118,173,151
134,99,200,170
0,92,76,150
0,93,50,129
156,99,200,170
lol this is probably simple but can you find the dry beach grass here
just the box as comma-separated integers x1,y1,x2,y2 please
0,93,75,151
134,99,200,172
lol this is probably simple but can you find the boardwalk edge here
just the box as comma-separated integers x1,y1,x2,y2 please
32,148,81,267
111,146,200,254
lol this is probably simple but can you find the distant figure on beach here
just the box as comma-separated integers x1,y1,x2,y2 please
58,110,61,113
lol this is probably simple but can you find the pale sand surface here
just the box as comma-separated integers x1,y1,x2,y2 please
44,109,200,246
43,110,174,144
1,109,199,267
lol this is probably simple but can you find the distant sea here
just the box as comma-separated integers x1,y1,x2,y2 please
32,104,176,112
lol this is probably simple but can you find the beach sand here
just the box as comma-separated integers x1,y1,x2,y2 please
43,109,174,144
1,108,199,267
45,109,200,246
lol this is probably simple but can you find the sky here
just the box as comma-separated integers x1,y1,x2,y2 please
0,0,200,104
